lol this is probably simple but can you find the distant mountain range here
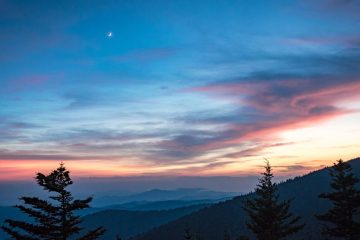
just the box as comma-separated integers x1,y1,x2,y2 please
2,158,359,240
79,198,230,216
0,201,212,239
134,158,360,240
0,189,234,239
96,198,227,211
92,188,239,207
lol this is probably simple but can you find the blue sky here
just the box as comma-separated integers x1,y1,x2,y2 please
1,0,360,180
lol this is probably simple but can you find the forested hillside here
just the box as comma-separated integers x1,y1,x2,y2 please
80,204,208,239
134,158,360,240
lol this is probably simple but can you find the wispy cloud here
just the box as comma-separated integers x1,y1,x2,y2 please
1,0,360,179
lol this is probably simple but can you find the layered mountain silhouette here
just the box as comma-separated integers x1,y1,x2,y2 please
134,158,360,240
92,188,238,207
1,158,359,240
94,199,227,212
0,198,223,239
80,204,209,239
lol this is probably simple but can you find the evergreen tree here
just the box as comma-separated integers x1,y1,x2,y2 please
1,163,105,240
243,161,304,240
316,159,360,240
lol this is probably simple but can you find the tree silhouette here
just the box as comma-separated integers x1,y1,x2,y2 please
243,161,304,240
1,163,105,240
316,159,360,240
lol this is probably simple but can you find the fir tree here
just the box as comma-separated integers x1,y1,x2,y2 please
316,159,360,240
1,163,105,240
243,161,304,240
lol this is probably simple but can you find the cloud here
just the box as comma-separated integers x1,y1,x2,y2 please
138,46,360,163
223,142,295,159
0,117,41,142
63,92,103,109
153,132,222,160
161,160,237,175
186,76,359,151
169,43,360,161
0,148,124,161
1,0,360,178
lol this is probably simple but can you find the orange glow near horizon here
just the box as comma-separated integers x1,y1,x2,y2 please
1,109,360,181
2,0,360,187
1,109,359,181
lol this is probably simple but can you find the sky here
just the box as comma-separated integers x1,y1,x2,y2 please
1,0,360,184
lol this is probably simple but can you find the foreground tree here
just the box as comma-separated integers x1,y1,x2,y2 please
1,163,105,240
243,161,304,240
316,159,360,240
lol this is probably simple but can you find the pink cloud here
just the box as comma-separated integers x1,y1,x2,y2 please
184,78,360,155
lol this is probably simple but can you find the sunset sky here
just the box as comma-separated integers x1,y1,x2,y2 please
1,0,360,182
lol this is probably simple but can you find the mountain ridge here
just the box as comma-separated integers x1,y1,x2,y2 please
80,204,209,239
92,188,239,207
134,157,360,240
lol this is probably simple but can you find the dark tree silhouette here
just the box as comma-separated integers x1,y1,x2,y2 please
243,161,304,240
316,159,360,240
1,163,105,240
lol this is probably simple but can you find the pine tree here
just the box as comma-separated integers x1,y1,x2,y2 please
243,161,304,240
1,163,105,240
316,159,360,240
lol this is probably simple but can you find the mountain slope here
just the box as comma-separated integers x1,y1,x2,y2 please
0,203,209,239
80,204,208,239
135,158,360,240
92,188,238,207
100,199,226,211
77,198,226,216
